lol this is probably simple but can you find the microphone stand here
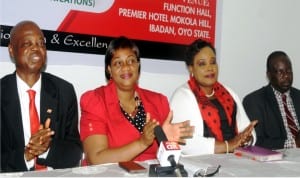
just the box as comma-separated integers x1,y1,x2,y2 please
168,155,183,177
149,155,188,177
150,126,188,177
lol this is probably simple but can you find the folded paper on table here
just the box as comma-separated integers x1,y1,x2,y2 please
234,146,283,162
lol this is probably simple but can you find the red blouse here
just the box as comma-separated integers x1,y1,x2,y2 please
80,80,170,161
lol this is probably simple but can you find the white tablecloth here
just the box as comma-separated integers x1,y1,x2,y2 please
1,148,300,177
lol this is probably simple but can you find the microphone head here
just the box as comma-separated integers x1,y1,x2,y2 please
154,125,168,143
157,141,181,167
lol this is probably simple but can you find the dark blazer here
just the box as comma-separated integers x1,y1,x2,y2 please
243,84,300,149
1,72,82,172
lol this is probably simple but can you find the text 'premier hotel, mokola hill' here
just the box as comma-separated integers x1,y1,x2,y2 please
119,2,212,38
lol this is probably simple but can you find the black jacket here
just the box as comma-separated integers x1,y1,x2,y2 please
243,84,300,149
1,72,82,172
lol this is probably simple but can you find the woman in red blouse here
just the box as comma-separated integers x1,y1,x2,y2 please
80,36,194,165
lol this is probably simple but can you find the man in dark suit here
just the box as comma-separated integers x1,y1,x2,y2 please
1,20,82,172
243,51,300,149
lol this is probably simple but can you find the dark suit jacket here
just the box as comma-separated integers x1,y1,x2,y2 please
243,84,300,149
1,72,82,172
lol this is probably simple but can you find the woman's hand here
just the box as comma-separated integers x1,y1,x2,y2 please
239,120,258,146
228,120,258,152
139,113,159,147
162,111,194,144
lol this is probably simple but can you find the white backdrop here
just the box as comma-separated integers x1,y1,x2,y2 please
217,0,300,99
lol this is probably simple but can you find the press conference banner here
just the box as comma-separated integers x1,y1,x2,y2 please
0,0,216,62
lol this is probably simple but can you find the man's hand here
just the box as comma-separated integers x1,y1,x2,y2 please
25,118,55,159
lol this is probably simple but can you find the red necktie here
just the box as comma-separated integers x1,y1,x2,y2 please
282,94,298,138
28,90,46,170
28,90,40,134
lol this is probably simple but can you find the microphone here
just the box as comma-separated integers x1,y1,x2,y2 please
154,126,181,167
156,140,181,167
149,125,187,177
154,126,167,143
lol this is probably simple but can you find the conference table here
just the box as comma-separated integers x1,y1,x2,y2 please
2,148,300,177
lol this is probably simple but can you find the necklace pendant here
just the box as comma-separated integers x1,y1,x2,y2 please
205,89,215,97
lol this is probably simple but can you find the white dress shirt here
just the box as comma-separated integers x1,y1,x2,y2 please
16,73,49,170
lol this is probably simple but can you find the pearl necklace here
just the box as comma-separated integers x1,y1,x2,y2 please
119,94,139,117
205,89,215,97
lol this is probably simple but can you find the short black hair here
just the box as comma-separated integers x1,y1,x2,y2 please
104,36,140,80
266,51,289,72
185,39,216,66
